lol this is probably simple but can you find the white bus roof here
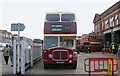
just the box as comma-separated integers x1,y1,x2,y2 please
46,11,75,14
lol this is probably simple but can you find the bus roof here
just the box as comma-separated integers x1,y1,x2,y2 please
77,36,81,38
46,11,75,14
45,11,76,22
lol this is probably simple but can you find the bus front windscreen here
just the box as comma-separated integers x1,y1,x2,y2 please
44,36,58,49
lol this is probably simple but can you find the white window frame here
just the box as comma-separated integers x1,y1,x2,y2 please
115,14,118,26
110,17,114,27
6,33,8,37
10,34,12,38
105,20,108,29
97,24,99,32
3,33,5,37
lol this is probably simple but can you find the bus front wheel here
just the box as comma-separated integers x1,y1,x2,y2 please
72,62,77,69
44,64,48,69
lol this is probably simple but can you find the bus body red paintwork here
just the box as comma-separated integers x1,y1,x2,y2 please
44,22,77,34
79,35,102,51
43,47,77,64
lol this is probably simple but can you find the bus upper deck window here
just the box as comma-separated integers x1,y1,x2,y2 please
46,14,60,21
61,14,75,21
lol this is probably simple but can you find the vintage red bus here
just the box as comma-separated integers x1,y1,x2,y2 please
76,36,81,46
43,12,77,69
80,34,102,52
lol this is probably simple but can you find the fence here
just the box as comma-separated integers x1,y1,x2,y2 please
13,39,42,74
84,58,118,75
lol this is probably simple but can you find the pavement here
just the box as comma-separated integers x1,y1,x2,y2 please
0,52,2,76
0,52,119,76
0,52,13,75
118,54,120,76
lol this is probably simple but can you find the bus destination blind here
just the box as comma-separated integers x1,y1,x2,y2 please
51,24,71,32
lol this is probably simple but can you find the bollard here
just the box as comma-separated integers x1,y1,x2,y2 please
107,59,112,76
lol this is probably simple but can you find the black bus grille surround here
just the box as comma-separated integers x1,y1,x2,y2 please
52,50,69,61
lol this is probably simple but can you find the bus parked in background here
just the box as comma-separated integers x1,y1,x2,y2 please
43,12,77,69
33,39,43,45
80,34,102,52
33,39,41,44
76,36,81,46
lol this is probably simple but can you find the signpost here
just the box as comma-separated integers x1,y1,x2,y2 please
13,40,16,74
11,23,25,31
11,23,25,74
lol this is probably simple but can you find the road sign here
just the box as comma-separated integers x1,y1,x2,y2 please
11,23,25,31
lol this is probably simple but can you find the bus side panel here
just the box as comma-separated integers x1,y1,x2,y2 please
91,46,100,51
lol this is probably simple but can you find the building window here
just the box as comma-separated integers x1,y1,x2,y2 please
0,33,2,37
97,24,99,32
10,35,12,38
115,14,118,26
95,25,97,32
102,21,104,31
3,33,5,37
110,17,114,28
95,25,97,33
105,20,108,29
6,33,8,37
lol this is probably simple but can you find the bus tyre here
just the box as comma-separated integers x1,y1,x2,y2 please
72,62,77,69
44,64,48,69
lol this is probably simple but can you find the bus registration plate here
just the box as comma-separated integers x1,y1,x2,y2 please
56,62,64,64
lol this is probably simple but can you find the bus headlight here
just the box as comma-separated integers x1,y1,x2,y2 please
44,50,46,53
48,54,52,58
69,60,72,63
69,54,72,58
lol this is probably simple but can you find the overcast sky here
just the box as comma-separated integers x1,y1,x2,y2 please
0,0,119,39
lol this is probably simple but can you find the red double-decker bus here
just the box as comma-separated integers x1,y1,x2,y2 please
43,12,77,69
76,36,81,46
80,34,102,52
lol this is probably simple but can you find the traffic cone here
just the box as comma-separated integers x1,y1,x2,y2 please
107,59,112,76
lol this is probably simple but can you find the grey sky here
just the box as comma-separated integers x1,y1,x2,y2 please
0,0,119,39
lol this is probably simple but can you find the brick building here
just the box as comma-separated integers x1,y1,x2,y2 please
93,1,120,45
0,29,12,45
